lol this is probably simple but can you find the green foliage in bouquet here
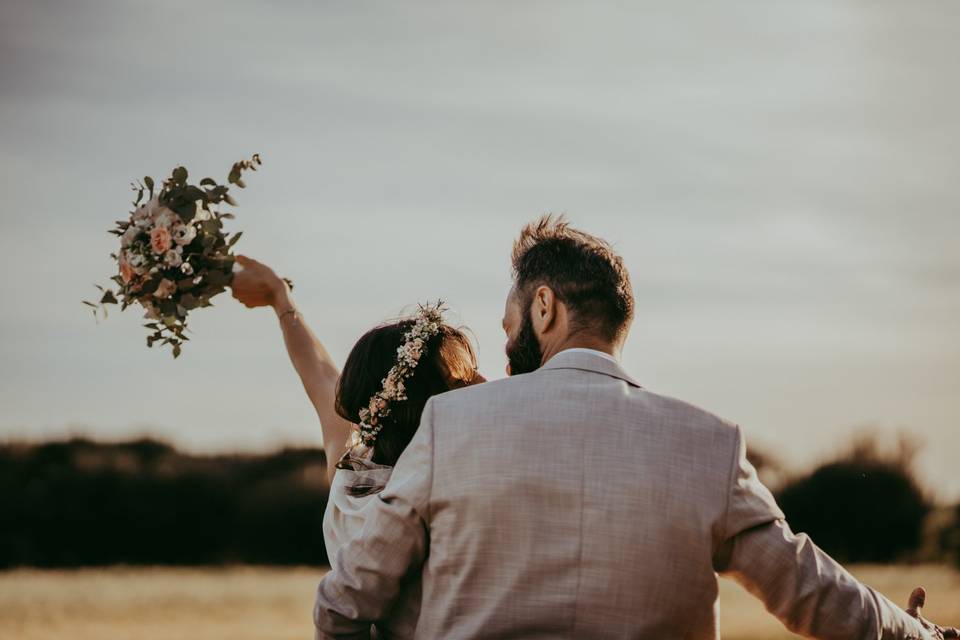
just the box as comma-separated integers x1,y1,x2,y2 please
84,155,280,358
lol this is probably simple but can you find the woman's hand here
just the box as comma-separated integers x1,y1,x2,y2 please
230,254,289,309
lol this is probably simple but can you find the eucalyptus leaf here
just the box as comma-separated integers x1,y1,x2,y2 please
204,270,228,287
181,185,205,203
141,279,159,295
207,185,228,200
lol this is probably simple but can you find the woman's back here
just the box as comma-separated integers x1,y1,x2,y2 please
323,458,422,639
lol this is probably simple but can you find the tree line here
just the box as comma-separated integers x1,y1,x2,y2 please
1,434,957,568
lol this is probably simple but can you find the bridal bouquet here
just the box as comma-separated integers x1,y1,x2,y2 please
84,155,274,357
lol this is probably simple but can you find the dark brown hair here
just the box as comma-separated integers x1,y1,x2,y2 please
335,319,478,466
511,215,634,342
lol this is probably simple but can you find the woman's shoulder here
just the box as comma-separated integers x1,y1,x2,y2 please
332,448,394,499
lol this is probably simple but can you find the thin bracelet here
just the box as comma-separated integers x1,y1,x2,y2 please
277,307,299,322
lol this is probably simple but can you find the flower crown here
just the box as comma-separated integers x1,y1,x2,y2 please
351,302,446,450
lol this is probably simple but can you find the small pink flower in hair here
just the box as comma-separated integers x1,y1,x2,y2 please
383,377,398,396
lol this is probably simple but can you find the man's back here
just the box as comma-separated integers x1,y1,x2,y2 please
416,349,774,638
315,350,931,640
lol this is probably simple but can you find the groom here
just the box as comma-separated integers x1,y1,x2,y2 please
314,217,955,639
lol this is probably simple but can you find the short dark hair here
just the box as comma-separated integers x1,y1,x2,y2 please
335,319,477,467
511,215,634,342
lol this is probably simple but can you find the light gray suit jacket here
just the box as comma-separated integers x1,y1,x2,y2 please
314,350,929,639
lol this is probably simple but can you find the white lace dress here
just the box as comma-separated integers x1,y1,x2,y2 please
322,449,422,639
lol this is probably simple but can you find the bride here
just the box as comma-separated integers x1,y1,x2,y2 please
229,254,485,638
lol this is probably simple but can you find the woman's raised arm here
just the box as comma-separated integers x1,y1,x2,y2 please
230,254,353,482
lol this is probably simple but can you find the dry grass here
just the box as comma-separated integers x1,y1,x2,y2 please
719,564,960,639
0,564,957,639
0,566,321,640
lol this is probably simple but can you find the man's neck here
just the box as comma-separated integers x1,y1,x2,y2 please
539,336,618,366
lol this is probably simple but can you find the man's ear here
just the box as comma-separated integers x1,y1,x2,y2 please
531,285,558,335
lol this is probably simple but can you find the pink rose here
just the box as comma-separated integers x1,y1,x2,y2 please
154,278,177,299
141,301,159,320
119,254,134,284
150,226,172,254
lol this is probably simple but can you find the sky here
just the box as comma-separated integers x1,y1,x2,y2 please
1,1,958,497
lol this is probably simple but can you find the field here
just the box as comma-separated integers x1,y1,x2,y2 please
1,565,958,639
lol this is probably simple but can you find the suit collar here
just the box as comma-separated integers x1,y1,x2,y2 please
540,349,642,388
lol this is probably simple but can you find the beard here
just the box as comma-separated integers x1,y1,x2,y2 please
505,312,543,376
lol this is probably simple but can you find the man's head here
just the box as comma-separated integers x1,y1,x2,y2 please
503,215,634,375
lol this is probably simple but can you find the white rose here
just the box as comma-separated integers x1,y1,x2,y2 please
143,195,161,216
121,226,140,248
153,208,178,230
180,262,194,275
171,222,197,246
132,196,159,222
164,249,183,267
128,252,148,274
